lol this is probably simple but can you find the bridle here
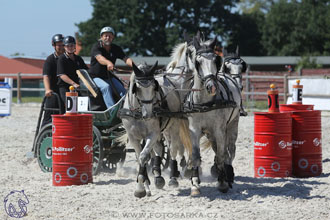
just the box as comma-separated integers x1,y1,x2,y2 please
190,47,218,86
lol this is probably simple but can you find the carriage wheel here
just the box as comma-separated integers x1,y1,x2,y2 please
36,123,53,172
92,126,104,175
103,145,126,172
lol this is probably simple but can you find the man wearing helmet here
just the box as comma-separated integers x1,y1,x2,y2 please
41,34,65,126
57,36,88,112
89,26,133,109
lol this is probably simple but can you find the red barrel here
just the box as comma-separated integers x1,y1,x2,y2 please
280,104,314,112
291,110,322,177
52,114,93,186
254,112,292,177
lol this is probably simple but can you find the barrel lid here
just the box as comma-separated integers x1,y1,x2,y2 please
52,114,93,118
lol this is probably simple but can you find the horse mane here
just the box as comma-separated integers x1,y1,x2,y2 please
166,42,187,70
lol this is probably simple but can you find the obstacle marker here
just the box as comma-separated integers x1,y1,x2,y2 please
52,114,93,186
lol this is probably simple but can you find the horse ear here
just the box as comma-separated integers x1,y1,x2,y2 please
201,31,206,41
196,31,201,42
242,61,247,72
193,36,200,49
236,46,240,57
149,61,158,74
132,83,137,94
133,62,143,77
209,37,217,50
154,80,159,91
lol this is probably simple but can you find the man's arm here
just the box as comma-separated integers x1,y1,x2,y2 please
43,75,52,97
95,55,114,71
123,57,133,67
59,74,79,88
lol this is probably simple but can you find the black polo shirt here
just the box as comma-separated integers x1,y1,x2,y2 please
89,41,127,79
43,53,59,92
57,53,88,87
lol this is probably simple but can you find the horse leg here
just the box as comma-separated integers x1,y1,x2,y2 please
210,140,220,178
166,125,183,187
127,135,150,198
224,114,239,188
215,131,230,193
139,133,159,166
189,125,202,196
135,165,151,198
152,140,166,189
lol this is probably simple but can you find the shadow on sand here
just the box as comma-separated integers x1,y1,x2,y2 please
177,174,329,201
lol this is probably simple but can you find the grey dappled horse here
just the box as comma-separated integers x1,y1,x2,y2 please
221,46,247,92
120,62,166,198
154,39,199,187
184,34,242,195
221,46,248,116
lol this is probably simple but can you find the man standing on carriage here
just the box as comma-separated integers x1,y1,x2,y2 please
41,34,65,127
88,26,133,109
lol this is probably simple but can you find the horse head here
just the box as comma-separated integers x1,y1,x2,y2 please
187,32,218,96
132,61,159,118
222,46,247,90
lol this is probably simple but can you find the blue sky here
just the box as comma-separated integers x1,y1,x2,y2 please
0,0,93,58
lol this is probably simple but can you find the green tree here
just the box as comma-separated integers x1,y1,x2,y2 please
238,0,275,14
226,12,265,55
261,0,330,56
76,0,239,56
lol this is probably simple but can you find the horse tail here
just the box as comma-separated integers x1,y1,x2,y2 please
114,131,128,146
200,136,212,151
179,119,192,155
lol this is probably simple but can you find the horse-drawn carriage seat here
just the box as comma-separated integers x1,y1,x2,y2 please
77,69,108,111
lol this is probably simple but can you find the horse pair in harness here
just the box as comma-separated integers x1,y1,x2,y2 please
119,32,247,197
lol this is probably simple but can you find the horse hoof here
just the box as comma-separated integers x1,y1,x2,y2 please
134,190,147,198
210,164,219,178
155,176,165,189
183,168,192,178
190,188,200,196
180,157,187,168
217,182,229,193
146,191,152,197
168,178,179,188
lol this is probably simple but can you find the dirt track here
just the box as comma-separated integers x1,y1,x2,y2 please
0,104,329,220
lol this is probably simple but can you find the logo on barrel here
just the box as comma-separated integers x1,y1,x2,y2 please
254,142,269,150
313,138,321,147
278,140,292,149
292,140,306,148
84,145,92,154
53,146,75,152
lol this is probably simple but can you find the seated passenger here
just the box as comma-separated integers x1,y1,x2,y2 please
89,26,133,109
57,36,88,112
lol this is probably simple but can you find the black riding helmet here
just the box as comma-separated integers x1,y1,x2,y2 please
63,36,76,45
52,34,64,46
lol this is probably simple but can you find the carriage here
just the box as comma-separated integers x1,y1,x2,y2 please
31,70,170,175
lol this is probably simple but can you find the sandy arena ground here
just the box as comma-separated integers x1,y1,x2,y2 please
0,104,329,220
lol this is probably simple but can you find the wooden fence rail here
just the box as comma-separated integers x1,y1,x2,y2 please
1,73,329,104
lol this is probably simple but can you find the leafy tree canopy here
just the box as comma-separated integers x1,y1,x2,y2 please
76,0,330,57
261,0,330,56
76,0,239,56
